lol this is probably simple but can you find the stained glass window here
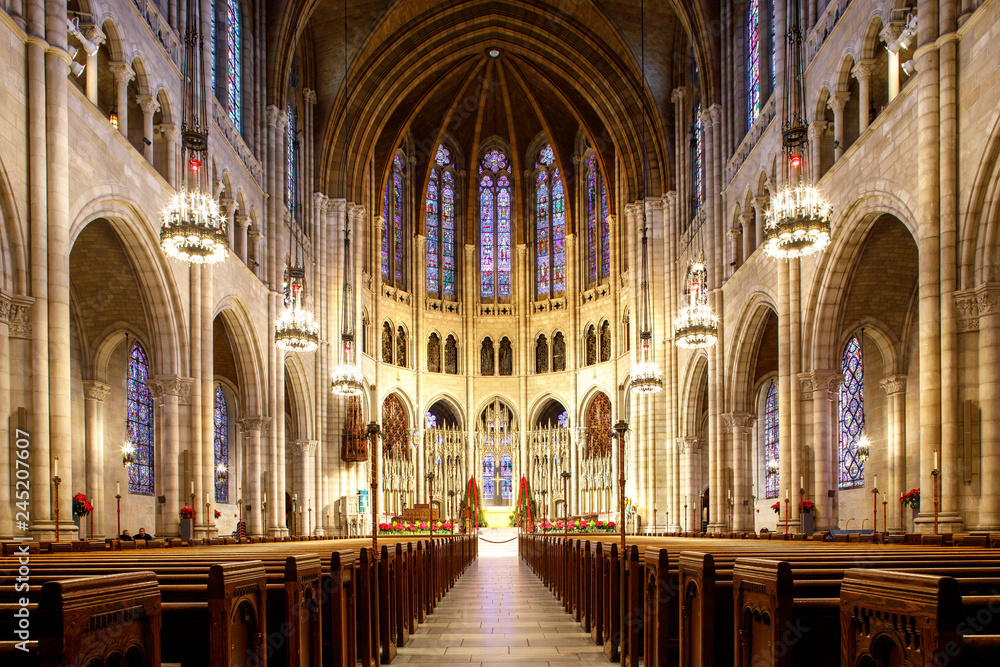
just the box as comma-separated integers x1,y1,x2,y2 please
599,321,611,362
286,103,297,220
382,154,405,287
214,385,228,503
425,412,438,429
127,342,154,495
748,0,761,123
481,337,495,376
499,337,513,376
586,393,612,458
210,0,217,96
480,149,512,299
535,144,565,298
483,453,496,500
426,146,457,298
226,0,241,129
396,326,407,367
500,454,514,501
557,411,569,428
535,335,548,374
763,381,779,499
770,0,776,91
586,155,610,284
381,322,393,364
839,337,865,488
694,103,704,211
553,332,566,372
585,325,597,366
381,394,408,459
428,333,441,373
445,335,458,374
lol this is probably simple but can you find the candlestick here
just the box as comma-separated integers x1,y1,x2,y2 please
785,488,789,501
116,481,120,495
206,491,210,505
874,474,877,489
934,450,939,470
54,457,59,477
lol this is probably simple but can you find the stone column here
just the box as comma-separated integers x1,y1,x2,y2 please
809,121,828,179
159,124,179,189
977,286,1000,529
248,229,262,278
777,257,792,520
137,94,159,162
161,376,190,537
915,3,942,532
233,213,248,263
726,414,756,531
881,22,904,101
827,92,849,161
852,59,877,133
83,381,110,537
808,372,841,531
739,213,752,262
294,440,317,534
46,6,75,539
752,196,767,249
81,24,105,105
238,417,268,536
880,375,907,532
108,61,134,138
0,294,12,537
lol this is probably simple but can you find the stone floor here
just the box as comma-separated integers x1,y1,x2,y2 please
395,528,612,665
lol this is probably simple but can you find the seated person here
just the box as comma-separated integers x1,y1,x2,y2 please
120,529,133,541
135,527,152,541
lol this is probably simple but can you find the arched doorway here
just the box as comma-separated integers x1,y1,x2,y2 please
475,398,518,508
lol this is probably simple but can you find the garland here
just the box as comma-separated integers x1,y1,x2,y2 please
513,476,536,531
458,477,486,530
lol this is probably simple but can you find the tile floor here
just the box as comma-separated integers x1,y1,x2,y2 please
394,529,611,665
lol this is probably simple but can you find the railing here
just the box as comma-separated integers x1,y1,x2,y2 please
726,95,776,183
213,100,264,188
806,0,854,63
130,0,181,65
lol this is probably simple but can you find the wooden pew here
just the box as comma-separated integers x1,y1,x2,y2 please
38,571,161,667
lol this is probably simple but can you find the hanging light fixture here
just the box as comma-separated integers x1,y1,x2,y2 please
629,0,662,395
275,232,320,352
330,0,365,396
674,257,719,348
856,433,872,461
159,0,228,264
763,0,832,260
331,219,365,395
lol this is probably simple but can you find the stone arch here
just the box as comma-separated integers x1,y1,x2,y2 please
474,394,522,433
577,384,616,429
0,154,27,293
802,190,917,372
726,296,779,413
681,354,709,437
861,14,886,60
964,110,1000,285
528,393,572,428
283,355,313,442
423,392,465,430
214,297,267,415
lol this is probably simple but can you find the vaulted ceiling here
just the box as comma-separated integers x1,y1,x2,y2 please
267,0,720,207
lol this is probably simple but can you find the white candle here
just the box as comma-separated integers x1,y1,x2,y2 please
752,484,756,498
54,457,58,477
205,491,210,505
934,450,939,470
874,475,877,489
800,475,803,490
191,481,194,494
263,493,267,505
116,482,120,495
785,488,789,501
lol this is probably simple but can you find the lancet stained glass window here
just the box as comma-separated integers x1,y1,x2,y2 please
586,155,610,283
839,337,865,488
535,144,565,297
694,103,704,210
127,342,154,495
748,0,761,123
479,149,512,299
382,154,405,286
426,146,457,298
500,454,514,501
483,453,495,500
226,0,241,130
214,386,229,503
210,0,217,95
763,381,779,499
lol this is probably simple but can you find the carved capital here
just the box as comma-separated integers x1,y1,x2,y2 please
302,88,318,105
294,439,318,455
151,375,193,403
670,87,687,105
677,436,703,454
955,289,980,332
708,103,722,124
827,91,851,112
752,195,769,212
84,380,112,401
852,59,878,81
723,412,756,435
158,123,180,143
880,22,905,45
108,61,135,85
80,24,107,48
237,416,271,434
976,284,1000,317
727,226,742,240
2,295,33,338
266,104,282,127
808,121,829,140
605,214,617,230
879,374,907,396
664,190,677,206
136,94,160,115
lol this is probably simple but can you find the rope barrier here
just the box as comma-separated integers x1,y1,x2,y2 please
477,535,520,544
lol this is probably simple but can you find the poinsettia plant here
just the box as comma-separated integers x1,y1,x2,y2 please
901,488,920,509
179,506,196,519
214,509,221,519
72,492,93,517
771,501,781,515
798,500,816,514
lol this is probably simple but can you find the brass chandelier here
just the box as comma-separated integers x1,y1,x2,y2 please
159,0,227,265
763,0,831,260
331,219,365,396
275,220,320,353
674,257,718,349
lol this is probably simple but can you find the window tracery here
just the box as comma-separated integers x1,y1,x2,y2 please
445,335,458,374
763,381,779,499
428,333,441,373
381,394,408,459
552,332,566,372
585,154,610,284
535,335,548,374
585,393,612,458
426,145,457,298
499,337,513,376
839,336,865,488
382,153,406,287
534,144,566,298
214,385,228,503
481,337,495,376
127,342,154,495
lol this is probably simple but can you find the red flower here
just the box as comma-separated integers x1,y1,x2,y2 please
770,502,781,515
179,506,196,519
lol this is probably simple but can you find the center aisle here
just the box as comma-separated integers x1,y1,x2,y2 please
396,528,609,665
